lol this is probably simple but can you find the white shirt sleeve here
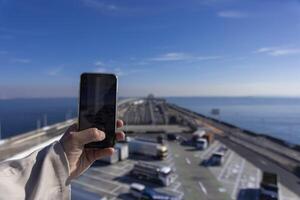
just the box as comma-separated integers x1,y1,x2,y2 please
0,141,70,200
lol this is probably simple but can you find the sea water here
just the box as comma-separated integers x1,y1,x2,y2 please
1,97,300,145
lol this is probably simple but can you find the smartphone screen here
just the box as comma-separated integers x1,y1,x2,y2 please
79,73,117,148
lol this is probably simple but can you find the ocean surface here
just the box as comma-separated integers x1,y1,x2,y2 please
0,98,78,139
0,97,300,145
166,97,300,145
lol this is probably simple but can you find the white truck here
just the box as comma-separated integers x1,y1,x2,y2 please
195,138,208,150
100,142,129,164
127,137,168,160
130,162,176,186
100,148,120,164
195,132,214,150
192,128,206,141
115,142,129,161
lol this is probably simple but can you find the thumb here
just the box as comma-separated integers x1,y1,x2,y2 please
72,128,105,145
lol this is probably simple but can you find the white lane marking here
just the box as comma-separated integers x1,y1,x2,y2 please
218,187,226,193
256,169,261,188
111,185,122,193
178,192,184,200
218,151,234,181
231,159,246,199
260,160,267,165
170,182,182,192
172,174,179,182
279,185,283,200
198,181,208,195
174,182,182,190
185,157,191,165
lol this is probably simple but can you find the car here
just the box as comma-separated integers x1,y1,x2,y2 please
201,158,211,167
130,183,145,199
130,183,180,200
218,146,228,153
210,152,225,166
142,188,180,200
167,133,178,141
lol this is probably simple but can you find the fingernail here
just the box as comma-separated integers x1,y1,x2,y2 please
98,130,106,140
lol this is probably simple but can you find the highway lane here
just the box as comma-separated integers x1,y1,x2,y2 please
121,98,170,126
217,135,300,197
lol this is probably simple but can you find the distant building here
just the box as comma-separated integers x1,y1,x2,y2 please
147,94,155,99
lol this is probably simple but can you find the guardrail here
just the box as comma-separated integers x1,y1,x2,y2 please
0,98,137,162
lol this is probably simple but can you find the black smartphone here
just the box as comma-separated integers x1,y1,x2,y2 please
78,73,117,148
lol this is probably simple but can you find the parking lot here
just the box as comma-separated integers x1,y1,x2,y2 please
71,140,184,200
71,134,300,200
192,141,300,200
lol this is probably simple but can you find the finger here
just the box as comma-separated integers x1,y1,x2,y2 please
87,148,114,161
116,131,125,141
73,128,105,145
116,119,124,128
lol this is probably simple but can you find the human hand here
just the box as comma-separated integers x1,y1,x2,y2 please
59,120,125,182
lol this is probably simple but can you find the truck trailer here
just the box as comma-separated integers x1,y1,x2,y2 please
128,137,168,160
192,128,206,142
130,162,176,186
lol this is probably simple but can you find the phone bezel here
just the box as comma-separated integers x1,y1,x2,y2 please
78,72,118,148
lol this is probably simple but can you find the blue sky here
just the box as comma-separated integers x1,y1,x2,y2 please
0,0,300,98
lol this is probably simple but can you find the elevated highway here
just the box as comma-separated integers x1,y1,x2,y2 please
0,97,300,200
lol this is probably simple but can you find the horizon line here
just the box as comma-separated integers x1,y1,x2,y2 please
1,95,300,100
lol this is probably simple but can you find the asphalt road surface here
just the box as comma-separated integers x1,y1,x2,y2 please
217,135,300,197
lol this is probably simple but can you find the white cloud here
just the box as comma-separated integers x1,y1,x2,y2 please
196,56,223,60
217,10,247,18
11,58,31,63
150,52,191,61
95,67,107,73
94,61,104,66
81,0,118,12
256,47,300,56
150,52,222,62
94,65,144,77
114,67,125,76
47,67,63,76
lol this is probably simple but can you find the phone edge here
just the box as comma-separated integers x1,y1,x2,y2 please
77,72,118,148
